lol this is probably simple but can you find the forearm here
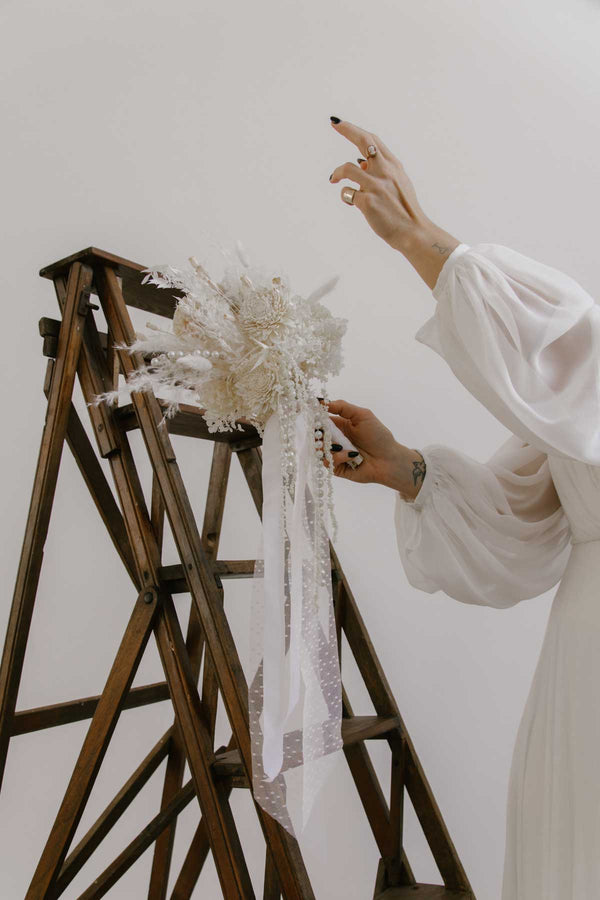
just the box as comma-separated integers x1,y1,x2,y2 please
377,442,427,501
393,218,462,291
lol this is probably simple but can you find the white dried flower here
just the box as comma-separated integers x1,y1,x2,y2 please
238,284,293,340
229,354,280,419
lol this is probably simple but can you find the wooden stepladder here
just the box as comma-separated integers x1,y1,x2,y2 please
0,247,476,899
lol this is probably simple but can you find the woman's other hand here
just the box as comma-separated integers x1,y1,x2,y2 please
328,116,461,290
319,398,426,501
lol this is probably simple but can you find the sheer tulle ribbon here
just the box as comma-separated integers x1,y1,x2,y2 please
247,408,344,838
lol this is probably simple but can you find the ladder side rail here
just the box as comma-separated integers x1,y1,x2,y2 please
40,351,137,582
0,262,94,791
148,443,232,899
337,565,472,893
169,734,238,900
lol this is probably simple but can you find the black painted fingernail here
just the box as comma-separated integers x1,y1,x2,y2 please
330,116,341,124
331,443,343,452
348,451,359,457
357,158,366,164
329,172,334,181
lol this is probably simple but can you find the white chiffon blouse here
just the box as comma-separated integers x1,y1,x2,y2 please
394,242,600,608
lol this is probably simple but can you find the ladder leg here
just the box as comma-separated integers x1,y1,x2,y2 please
25,586,159,898
169,736,237,900
44,370,138,584
264,846,281,900
147,473,182,900
199,441,232,742
148,442,232,900
339,568,471,892
341,686,415,887
0,261,94,792
386,731,406,887
154,593,255,900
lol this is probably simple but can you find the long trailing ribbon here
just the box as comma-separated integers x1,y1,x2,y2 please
248,407,344,838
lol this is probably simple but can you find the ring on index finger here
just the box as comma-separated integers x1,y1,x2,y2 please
366,144,378,158
341,186,357,205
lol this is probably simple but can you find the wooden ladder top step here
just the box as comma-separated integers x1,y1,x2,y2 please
40,246,184,318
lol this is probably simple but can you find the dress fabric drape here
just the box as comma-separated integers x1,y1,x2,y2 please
393,242,600,900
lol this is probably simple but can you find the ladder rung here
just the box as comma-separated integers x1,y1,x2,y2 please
114,399,262,448
213,716,401,785
375,886,472,899
159,558,337,590
160,561,256,588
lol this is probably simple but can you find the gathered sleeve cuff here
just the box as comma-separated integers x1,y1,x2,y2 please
394,436,572,608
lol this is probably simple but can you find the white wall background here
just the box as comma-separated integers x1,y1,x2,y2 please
1,1,599,897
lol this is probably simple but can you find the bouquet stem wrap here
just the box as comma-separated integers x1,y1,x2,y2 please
249,406,344,838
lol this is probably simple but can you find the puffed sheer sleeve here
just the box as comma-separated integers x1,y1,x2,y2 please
416,242,600,464
394,435,572,608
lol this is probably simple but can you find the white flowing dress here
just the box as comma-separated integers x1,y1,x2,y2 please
393,242,600,900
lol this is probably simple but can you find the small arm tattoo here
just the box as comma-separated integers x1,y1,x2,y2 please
412,455,426,488
431,242,452,256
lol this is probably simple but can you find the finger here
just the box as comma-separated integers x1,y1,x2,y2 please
326,398,370,424
330,162,376,190
330,118,392,161
327,414,358,444
334,461,363,481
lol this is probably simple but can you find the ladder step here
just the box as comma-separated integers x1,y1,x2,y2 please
213,716,401,786
115,399,262,449
375,886,472,898
373,861,473,900
160,561,257,588
159,558,337,590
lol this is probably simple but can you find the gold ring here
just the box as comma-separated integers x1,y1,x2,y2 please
366,144,377,157
341,187,357,205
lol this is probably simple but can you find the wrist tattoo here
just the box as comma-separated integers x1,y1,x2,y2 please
412,454,426,488
431,242,451,256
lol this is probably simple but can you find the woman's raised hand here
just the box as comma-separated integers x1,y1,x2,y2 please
328,116,461,289
329,118,428,253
